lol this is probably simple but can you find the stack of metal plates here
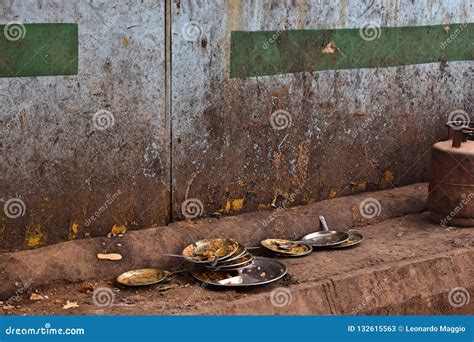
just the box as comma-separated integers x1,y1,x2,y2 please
182,238,287,287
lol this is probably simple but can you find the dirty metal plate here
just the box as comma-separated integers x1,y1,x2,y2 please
191,257,287,287
182,238,239,263
329,231,364,249
0,23,78,78
222,242,247,262
116,268,168,287
261,238,313,257
211,253,254,270
301,231,350,247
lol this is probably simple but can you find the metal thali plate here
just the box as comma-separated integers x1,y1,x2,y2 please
301,231,349,247
182,238,239,264
116,268,168,286
223,242,247,262
328,231,364,249
191,257,287,287
212,253,254,270
260,238,312,257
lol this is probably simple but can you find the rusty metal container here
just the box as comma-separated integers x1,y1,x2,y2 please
428,123,474,227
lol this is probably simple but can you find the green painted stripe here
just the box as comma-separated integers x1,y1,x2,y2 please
0,23,78,78
230,23,473,78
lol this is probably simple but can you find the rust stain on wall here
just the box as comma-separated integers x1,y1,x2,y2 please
379,169,395,189
25,223,46,248
110,224,127,235
69,222,79,239
295,141,310,186
338,0,346,26
295,0,309,29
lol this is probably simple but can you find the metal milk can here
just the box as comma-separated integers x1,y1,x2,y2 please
428,122,474,227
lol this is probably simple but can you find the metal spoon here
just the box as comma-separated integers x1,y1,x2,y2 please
163,253,190,259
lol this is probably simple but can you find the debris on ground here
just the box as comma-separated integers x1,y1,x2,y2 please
158,284,174,292
62,300,79,309
2,305,15,311
79,283,95,293
29,293,47,301
162,275,176,284
211,212,222,219
97,253,123,261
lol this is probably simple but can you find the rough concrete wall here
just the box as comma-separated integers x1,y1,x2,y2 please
171,0,472,219
0,0,168,251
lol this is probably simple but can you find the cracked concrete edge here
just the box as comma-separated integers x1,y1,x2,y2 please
181,248,473,315
0,183,428,299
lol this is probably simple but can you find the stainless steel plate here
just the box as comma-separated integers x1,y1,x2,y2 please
182,238,239,264
261,238,313,256
223,242,247,262
301,231,349,247
213,253,254,269
116,268,168,286
329,231,364,248
191,257,287,287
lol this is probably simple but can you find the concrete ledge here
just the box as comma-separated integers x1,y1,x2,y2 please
0,184,427,298
3,210,473,315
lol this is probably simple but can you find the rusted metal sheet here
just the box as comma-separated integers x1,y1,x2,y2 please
171,0,472,220
0,0,168,250
429,126,474,227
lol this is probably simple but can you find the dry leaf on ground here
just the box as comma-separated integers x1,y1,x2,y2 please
97,253,122,261
29,293,46,301
62,300,79,309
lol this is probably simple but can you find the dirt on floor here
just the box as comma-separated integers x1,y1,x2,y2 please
2,212,473,315
0,183,428,300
